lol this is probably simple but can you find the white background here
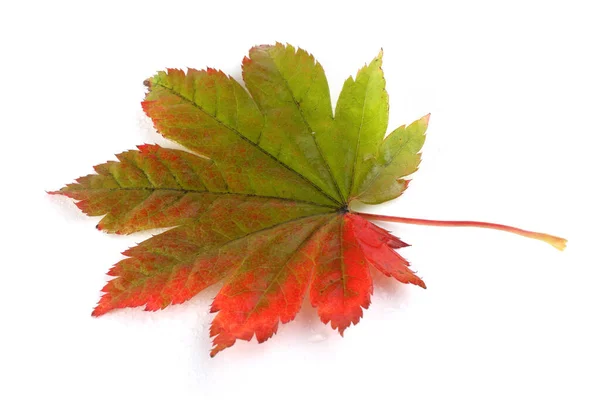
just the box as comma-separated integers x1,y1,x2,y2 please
2,1,599,399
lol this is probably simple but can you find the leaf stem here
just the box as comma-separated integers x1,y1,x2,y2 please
354,212,567,251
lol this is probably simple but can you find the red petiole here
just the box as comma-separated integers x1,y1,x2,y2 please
354,212,567,251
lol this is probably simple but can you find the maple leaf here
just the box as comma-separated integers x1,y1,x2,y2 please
52,43,566,357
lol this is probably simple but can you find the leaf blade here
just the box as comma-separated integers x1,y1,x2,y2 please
321,51,389,200
309,214,373,334
51,44,433,357
243,43,343,203
144,68,341,207
348,214,426,288
209,213,335,356
52,144,336,234
356,114,429,204
92,202,334,316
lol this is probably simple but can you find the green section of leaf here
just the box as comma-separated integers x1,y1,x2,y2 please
54,145,334,234
243,43,342,203
323,51,389,200
355,115,429,204
144,68,340,207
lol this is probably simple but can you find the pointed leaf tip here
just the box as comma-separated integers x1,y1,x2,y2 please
422,113,431,125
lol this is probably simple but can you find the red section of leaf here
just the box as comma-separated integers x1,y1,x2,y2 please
208,213,416,355
348,214,426,289
208,214,334,356
309,215,373,334
91,199,331,317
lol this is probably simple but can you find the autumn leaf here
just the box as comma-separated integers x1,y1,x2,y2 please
51,43,566,357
